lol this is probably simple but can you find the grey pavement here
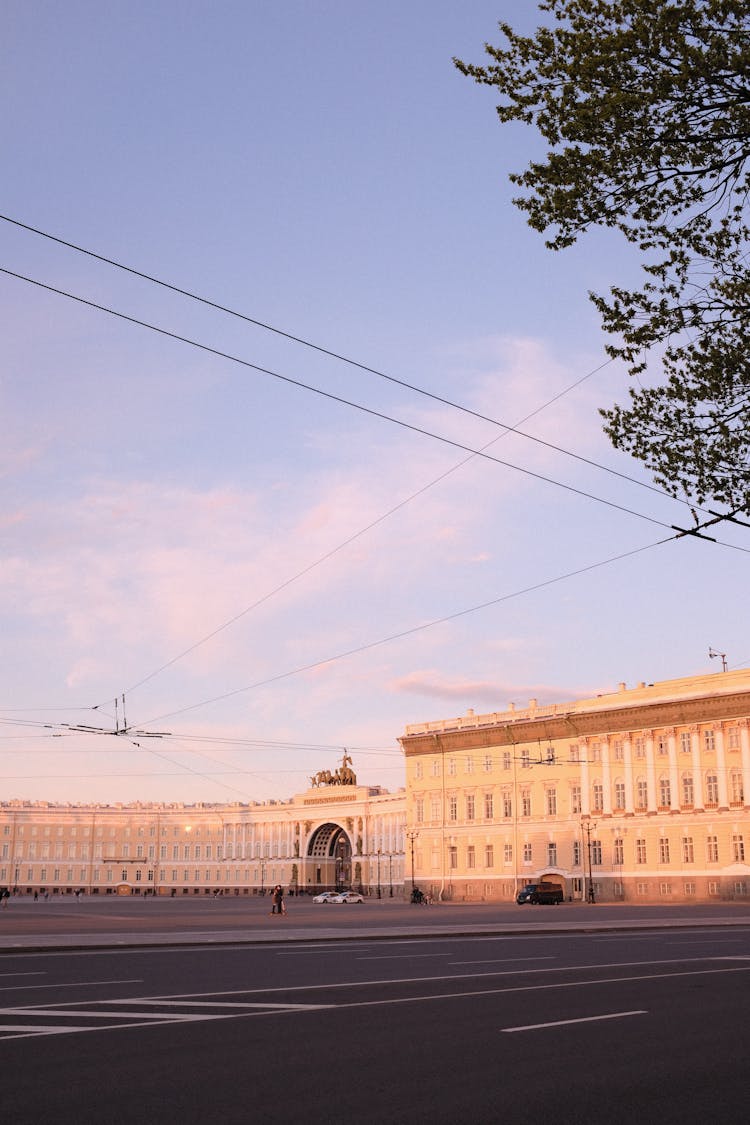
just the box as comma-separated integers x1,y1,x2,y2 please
3,899,750,953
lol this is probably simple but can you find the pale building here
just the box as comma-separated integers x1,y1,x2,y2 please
0,763,406,898
399,669,750,904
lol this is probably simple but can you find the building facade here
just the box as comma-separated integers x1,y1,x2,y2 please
400,670,750,904
4,670,750,905
0,773,406,898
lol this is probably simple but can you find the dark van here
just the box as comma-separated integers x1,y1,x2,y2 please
516,882,564,905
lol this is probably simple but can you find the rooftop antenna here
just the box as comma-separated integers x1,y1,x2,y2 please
709,647,728,672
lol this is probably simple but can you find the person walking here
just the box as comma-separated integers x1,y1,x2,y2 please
270,885,282,915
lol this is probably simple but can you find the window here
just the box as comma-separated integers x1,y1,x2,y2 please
448,796,457,822
613,838,624,865
502,844,511,865
659,776,671,808
502,793,512,818
485,845,495,868
705,774,719,806
730,770,744,805
573,840,581,866
682,773,694,806
502,751,511,770
590,744,601,763
465,756,475,775
636,838,647,864
591,840,602,866
569,745,579,763
660,882,672,896
547,842,557,866
448,758,457,777
483,754,493,773
465,795,475,821
682,837,694,863
708,880,719,896
680,731,691,754
728,727,740,750
415,799,424,824
684,882,696,896
733,834,745,862
571,785,581,814
613,740,624,761
706,835,719,863
657,734,668,756
521,791,531,817
704,729,715,751
430,797,440,822
484,793,494,820
634,737,645,759
523,843,532,862
414,762,423,780
448,846,458,870
520,749,530,769
592,783,604,812
636,882,648,896
614,780,625,809
659,837,670,864
546,788,557,816
431,760,441,777
636,778,648,810
467,846,476,869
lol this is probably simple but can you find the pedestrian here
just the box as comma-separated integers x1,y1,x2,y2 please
270,884,281,915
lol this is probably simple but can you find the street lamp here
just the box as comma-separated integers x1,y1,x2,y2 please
377,849,381,899
406,830,419,893
388,853,393,897
582,817,597,903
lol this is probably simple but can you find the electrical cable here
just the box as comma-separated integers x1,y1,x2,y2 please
0,265,676,533
0,211,683,502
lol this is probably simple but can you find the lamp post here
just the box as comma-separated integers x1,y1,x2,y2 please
582,817,596,904
376,849,381,899
388,853,393,897
406,830,419,893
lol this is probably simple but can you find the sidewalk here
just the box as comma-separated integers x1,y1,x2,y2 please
3,910,749,954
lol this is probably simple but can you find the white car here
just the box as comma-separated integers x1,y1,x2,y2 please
329,891,365,904
312,891,339,903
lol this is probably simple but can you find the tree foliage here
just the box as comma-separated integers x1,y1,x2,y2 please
455,0,750,513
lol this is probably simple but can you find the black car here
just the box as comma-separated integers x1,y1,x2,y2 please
516,882,563,905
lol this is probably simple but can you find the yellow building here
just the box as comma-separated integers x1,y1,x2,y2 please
399,670,750,904
0,770,406,898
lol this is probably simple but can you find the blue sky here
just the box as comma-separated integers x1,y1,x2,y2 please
2,1,747,804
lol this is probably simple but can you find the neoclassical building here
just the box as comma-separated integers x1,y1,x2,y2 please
400,669,750,904
4,670,750,903
0,757,406,897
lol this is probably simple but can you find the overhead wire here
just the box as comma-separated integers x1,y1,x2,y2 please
0,211,685,502
0,265,677,533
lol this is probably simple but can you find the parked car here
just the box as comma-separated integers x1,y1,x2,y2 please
312,891,339,903
329,891,365,904
516,882,564,905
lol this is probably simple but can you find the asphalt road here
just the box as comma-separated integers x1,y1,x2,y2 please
2,924,750,1123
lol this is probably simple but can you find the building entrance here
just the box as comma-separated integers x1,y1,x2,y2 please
307,823,352,890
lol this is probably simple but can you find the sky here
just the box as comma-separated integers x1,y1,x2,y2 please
2,1,747,806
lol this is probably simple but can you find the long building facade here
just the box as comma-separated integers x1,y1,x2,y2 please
400,670,750,904
0,769,406,898
3,670,750,904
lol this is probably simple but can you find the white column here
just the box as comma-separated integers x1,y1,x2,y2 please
645,732,657,814
667,729,679,812
580,739,591,815
740,721,750,808
690,727,704,810
602,740,612,815
716,727,729,809
623,737,634,814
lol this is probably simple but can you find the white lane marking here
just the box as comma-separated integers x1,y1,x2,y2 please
0,973,46,979
449,957,556,966
107,999,333,1010
0,1024,89,1034
502,1010,647,1033
0,978,142,993
358,954,448,961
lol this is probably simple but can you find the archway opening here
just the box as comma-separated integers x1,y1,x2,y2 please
307,823,353,890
